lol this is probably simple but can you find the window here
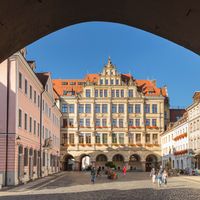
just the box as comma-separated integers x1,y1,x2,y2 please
69,134,74,144
29,85,32,99
78,104,84,113
33,150,37,166
19,72,22,89
105,79,108,85
43,152,46,166
79,119,84,127
34,120,36,135
116,90,119,97
119,119,123,128
24,113,27,130
100,90,103,97
153,134,158,144
37,95,40,108
29,117,32,132
112,104,117,113
121,90,124,97
112,133,117,143
135,119,140,127
63,118,68,127
63,90,67,95
95,133,101,144
136,134,141,143
18,109,22,127
104,90,108,97
102,119,107,127
86,89,91,97
128,133,134,144
119,133,124,144
119,104,124,113
25,79,28,94
112,119,117,127
111,79,114,85
145,134,150,143
69,118,74,127
70,82,76,85
96,119,100,127
79,133,84,144
145,104,150,113
95,90,98,97
95,104,100,113
111,90,115,97
102,133,108,144
69,104,74,113
33,91,36,104
37,123,40,137
116,79,119,85
102,104,108,113
129,119,134,126
128,104,133,113
86,133,91,144
62,104,68,113
152,104,157,113
85,104,91,113
145,119,150,126
62,82,68,85
24,148,28,166
135,104,141,113
152,119,157,126
128,89,133,97
86,119,90,127
100,79,103,85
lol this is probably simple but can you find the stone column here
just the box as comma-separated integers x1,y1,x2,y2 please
74,161,80,171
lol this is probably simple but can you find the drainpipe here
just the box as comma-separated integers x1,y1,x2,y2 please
39,90,45,178
5,58,10,186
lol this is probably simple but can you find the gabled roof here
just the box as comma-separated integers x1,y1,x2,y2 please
36,72,50,87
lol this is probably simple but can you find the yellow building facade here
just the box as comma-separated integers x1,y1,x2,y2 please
53,58,169,172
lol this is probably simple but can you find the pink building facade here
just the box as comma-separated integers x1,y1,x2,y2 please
0,49,61,186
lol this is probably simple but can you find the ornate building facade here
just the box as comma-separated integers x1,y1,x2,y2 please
53,58,169,172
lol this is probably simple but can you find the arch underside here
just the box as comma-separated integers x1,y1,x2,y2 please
0,0,200,62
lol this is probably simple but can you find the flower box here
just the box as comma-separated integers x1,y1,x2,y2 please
136,143,143,147
145,144,153,147
86,143,92,147
129,126,136,129
103,144,109,146
112,143,119,147
80,144,85,147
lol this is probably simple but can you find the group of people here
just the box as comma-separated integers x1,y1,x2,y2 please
150,166,168,187
90,166,127,183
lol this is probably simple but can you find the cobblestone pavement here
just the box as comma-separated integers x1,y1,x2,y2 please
0,172,200,200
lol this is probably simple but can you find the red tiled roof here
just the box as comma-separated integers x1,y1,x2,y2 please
53,73,167,97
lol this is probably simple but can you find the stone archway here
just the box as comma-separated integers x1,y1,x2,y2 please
145,154,158,172
112,154,124,170
0,1,200,62
63,154,75,171
80,154,91,171
129,154,142,171
96,154,108,170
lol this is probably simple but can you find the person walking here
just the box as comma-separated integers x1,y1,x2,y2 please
91,167,96,184
150,168,156,184
162,170,168,185
97,166,101,177
157,170,162,187
123,166,127,176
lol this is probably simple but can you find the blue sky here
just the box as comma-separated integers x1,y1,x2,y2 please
27,22,200,108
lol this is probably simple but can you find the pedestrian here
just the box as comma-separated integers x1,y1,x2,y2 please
123,166,127,175
150,168,156,184
162,170,168,185
91,167,96,184
157,170,162,187
97,166,101,177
